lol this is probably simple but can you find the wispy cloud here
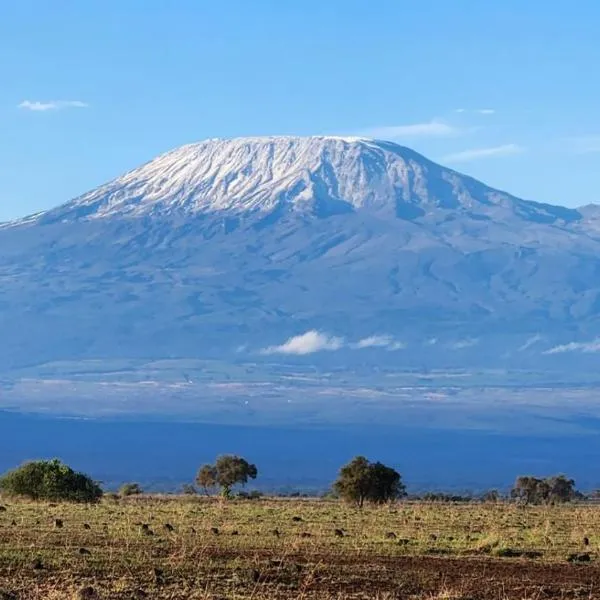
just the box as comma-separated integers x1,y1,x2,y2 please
449,338,479,350
361,120,460,140
261,331,344,355
564,135,600,155
18,100,89,112
454,108,495,115
352,335,405,351
543,339,600,355
518,334,543,352
442,144,525,164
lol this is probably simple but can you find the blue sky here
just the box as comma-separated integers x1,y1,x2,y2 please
1,0,600,221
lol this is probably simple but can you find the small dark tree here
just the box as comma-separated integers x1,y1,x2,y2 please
0,459,102,503
196,464,217,495
119,482,143,497
196,456,258,498
214,455,258,497
333,456,405,507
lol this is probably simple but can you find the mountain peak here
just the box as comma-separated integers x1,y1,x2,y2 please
25,135,579,227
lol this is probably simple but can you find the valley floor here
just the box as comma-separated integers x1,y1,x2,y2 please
0,497,599,599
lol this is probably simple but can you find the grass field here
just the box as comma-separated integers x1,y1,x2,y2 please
1,496,599,599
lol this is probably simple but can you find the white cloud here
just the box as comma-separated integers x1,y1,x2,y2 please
518,334,542,352
362,120,460,140
261,330,344,355
19,100,89,112
352,335,405,351
454,108,495,115
450,338,479,349
442,144,525,163
543,339,600,355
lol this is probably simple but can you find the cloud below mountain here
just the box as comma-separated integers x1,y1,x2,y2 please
261,331,406,355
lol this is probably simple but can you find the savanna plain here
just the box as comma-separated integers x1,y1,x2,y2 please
1,497,600,600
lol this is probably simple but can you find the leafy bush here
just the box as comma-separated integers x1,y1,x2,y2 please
119,482,143,497
0,459,102,503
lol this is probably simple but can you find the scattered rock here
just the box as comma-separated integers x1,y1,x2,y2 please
568,552,591,563
76,586,99,600
31,558,43,570
152,567,164,584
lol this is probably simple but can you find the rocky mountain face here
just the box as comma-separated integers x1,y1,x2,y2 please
1,136,600,373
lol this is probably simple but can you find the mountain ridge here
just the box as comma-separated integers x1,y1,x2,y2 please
1,136,599,375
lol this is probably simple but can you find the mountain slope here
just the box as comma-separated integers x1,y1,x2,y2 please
1,136,600,373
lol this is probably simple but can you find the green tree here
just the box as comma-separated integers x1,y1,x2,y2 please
333,456,405,507
0,459,102,503
196,456,258,498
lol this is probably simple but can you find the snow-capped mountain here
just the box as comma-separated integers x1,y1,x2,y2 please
1,136,600,373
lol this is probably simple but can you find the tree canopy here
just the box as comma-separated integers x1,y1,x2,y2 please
333,456,405,507
196,455,258,498
511,475,578,505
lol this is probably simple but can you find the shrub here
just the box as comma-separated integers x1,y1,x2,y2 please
119,482,143,497
0,459,102,503
181,484,198,495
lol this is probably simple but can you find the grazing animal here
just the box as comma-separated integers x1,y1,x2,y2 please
231,530,239,536
0,506,6,512
31,558,43,570
76,586,99,600
584,537,590,546
271,529,281,537
210,527,220,535
54,519,63,529
78,548,91,556
567,552,591,563
163,523,174,532
152,567,164,584
385,532,397,540
334,529,344,538
292,516,303,522
300,532,312,538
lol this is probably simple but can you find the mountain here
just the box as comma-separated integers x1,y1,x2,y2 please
2,135,600,377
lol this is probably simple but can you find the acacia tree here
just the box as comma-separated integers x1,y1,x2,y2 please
196,455,258,498
333,456,405,507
